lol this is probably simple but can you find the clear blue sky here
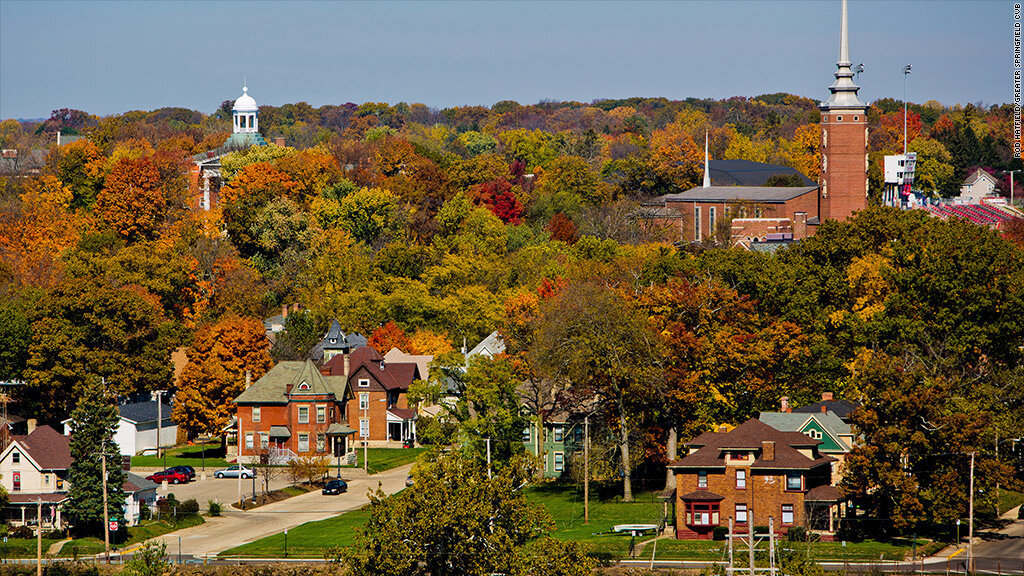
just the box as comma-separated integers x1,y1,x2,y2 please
0,0,1008,120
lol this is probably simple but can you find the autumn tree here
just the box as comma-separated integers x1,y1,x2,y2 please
368,321,411,353
336,187,401,245
532,281,660,501
95,156,168,241
172,315,272,439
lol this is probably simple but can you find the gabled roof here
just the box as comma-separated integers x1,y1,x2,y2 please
671,418,834,471
467,331,505,360
124,473,158,493
963,168,999,186
347,347,420,392
384,348,433,382
759,411,852,438
792,399,861,420
234,360,347,404
314,320,368,357
9,426,72,470
118,401,174,425
665,186,819,204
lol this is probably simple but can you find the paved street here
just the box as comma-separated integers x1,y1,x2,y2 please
141,464,411,558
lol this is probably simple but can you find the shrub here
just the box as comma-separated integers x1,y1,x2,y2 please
177,499,199,516
713,526,729,541
10,525,34,538
786,526,807,542
122,541,168,576
208,500,222,516
1018,504,1024,520
43,528,66,539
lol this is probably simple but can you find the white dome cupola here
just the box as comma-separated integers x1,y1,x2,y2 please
232,85,259,134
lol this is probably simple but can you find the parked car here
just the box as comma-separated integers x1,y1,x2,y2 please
322,479,348,495
213,465,257,479
168,465,196,480
405,475,415,487
146,469,190,484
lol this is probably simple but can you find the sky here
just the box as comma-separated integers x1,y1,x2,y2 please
0,0,1010,120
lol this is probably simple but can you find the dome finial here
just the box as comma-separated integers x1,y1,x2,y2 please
243,75,248,93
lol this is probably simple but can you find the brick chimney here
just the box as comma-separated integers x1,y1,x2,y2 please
761,440,775,461
780,396,791,413
291,302,300,314
718,425,728,433
282,305,288,319
343,353,350,377
822,392,834,401
27,419,36,435
821,405,828,413
793,212,808,239
245,370,252,389
274,136,286,147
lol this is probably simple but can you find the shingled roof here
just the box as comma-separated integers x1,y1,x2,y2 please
348,346,420,391
11,425,72,470
670,418,834,471
234,360,348,404
666,185,819,204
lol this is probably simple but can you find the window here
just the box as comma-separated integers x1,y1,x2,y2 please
12,471,20,492
732,452,749,460
358,379,370,388
781,504,794,525
316,433,326,452
298,433,309,452
359,393,369,410
736,469,747,489
554,452,564,472
316,405,327,423
56,477,63,490
245,433,254,450
553,426,564,443
697,470,708,489
786,472,802,491
522,426,531,442
260,432,269,447
44,474,49,486
805,429,821,440
685,502,720,526
694,207,702,240
12,452,19,463
735,503,748,524
298,406,309,423
360,418,369,438
297,381,310,391
709,207,717,237
252,407,261,422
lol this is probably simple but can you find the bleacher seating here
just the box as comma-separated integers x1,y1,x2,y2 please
926,203,1017,229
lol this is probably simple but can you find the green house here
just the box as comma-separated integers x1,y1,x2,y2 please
758,409,854,484
522,417,582,478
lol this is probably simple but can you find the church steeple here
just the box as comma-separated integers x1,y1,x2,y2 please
703,131,711,188
821,0,865,111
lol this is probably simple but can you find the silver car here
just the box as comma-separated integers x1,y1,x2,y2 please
213,465,257,479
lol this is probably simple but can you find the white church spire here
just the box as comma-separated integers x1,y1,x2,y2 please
702,130,711,188
821,0,865,110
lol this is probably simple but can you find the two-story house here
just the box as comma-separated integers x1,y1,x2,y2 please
234,360,355,463
668,418,845,540
0,424,71,530
321,346,419,447
760,393,857,484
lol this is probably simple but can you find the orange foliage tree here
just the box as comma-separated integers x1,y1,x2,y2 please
95,156,167,241
368,321,411,353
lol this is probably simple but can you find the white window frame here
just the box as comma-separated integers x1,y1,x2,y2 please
735,503,748,524
298,433,309,452
358,379,370,388
553,426,564,443
316,433,326,452
697,470,708,489
522,426,531,442
252,406,261,422
316,405,327,423
359,392,369,410
298,406,309,424
781,504,795,525
736,469,747,489
786,472,802,491
260,432,269,447
360,418,369,438
554,452,564,472
694,206,702,240
709,206,717,237
245,433,254,450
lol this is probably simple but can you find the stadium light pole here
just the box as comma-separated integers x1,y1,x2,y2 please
1009,170,1020,207
903,64,912,155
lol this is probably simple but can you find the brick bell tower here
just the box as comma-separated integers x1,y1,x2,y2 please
819,0,868,222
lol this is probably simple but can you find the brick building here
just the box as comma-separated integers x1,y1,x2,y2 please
233,360,355,463
668,418,844,540
319,346,420,447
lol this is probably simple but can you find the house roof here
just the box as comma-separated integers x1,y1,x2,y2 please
118,401,174,425
313,320,368,357
124,473,158,493
10,426,72,470
792,399,862,420
671,418,834,471
680,490,725,501
706,159,816,187
387,407,417,420
234,360,347,405
664,185,819,204
963,168,999,186
268,425,291,438
467,331,506,359
384,348,433,382
758,411,852,437
348,347,420,391
325,423,356,435
9,493,68,504
805,485,845,502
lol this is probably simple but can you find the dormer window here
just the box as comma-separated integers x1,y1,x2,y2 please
358,379,370,388
297,381,311,391
732,451,749,460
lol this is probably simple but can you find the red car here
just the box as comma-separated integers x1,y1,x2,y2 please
146,469,189,484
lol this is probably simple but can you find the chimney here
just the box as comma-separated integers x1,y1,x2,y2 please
343,353,350,377
821,392,834,401
761,440,775,461
821,405,828,413
274,136,286,147
291,302,300,313
282,305,288,319
717,425,728,433
793,212,807,239
780,396,790,413
27,419,36,435
245,370,252,389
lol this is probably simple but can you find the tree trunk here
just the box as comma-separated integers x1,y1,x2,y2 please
619,411,633,502
665,426,678,490
536,412,545,478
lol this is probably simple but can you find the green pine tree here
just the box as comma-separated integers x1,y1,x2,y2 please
65,377,126,537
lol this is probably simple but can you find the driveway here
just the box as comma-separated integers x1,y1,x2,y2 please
142,464,412,558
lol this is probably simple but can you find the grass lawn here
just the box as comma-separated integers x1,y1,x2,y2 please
0,539,62,560
221,507,370,558
347,447,426,474
58,515,205,558
130,442,230,469
996,489,1024,516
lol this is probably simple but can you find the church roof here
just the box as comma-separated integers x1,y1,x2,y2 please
707,160,816,187
665,186,819,204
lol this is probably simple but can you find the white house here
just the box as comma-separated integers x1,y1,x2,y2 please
63,400,176,456
0,424,71,529
958,168,1000,202
123,473,158,526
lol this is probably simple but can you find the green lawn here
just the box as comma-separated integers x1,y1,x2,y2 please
221,507,370,558
0,516,205,559
130,442,230,469
347,447,425,474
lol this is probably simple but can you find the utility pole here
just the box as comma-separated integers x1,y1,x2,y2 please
35,498,41,576
903,64,912,155
968,451,975,574
362,404,368,473
1009,170,1020,207
155,390,167,469
584,415,590,525
485,438,492,480
101,446,110,563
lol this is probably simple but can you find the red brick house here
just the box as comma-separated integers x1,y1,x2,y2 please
234,360,355,463
320,346,420,447
668,418,844,540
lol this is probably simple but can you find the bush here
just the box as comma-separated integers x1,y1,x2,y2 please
177,499,199,516
10,525,34,538
208,500,222,516
713,526,729,541
122,541,168,576
43,528,66,539
786,526,807,542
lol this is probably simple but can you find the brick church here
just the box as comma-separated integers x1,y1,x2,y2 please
647,0,868,247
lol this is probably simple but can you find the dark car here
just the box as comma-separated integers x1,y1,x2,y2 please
146,469,189,484
168,465,196,480
322,479,348,495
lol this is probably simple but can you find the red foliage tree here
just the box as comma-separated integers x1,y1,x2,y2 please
368,321,411,353
546,213,578,244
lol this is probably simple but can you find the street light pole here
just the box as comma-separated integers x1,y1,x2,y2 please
903,64,912,155
155,390,167,470
968,451,975,574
